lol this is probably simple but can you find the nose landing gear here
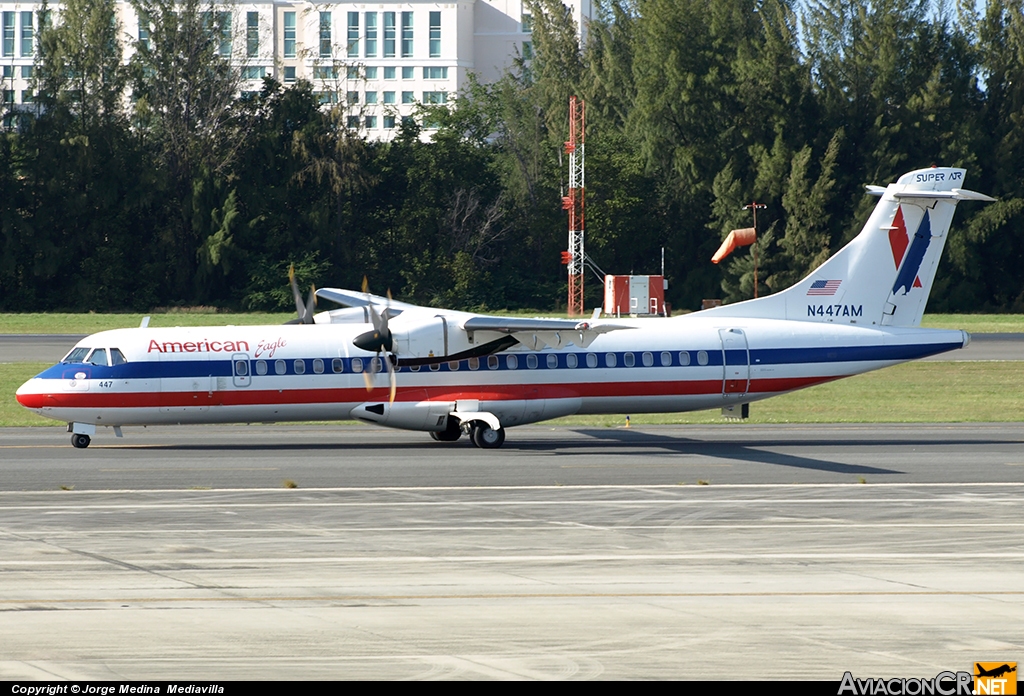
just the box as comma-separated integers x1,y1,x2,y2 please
71,433,91,449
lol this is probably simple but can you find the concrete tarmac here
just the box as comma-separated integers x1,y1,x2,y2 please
1,424,1022,680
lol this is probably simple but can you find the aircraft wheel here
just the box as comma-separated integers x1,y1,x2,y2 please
71,433,91,449
430,419,462,442
470,422,505,449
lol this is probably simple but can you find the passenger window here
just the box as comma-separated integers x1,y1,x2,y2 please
429,362,440,371
679,351,691,366
526,354,538,369
506,355,518,370
642,352,654,367
86,348,110,366
487,355,499,370
586,353,598,368
660,351,672,366
332,358,344,373
256,360,268,375
110,348,128,365
235,360,249,376
623,352,635,367
566,354,578,368
294,359,306,375
351,358,363,373
370,357,382,373
313,358,324,374
605,352,617,368
448,361,460,371
63,347,91,363
468,357,480,370
697,350,709,366
546,354,558,368
275,359,286,375
410,365,421,372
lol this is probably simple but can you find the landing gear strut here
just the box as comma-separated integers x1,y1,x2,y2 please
470,422,505,449
71,433,91,449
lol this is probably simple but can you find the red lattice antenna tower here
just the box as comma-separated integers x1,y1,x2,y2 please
562,96,586,316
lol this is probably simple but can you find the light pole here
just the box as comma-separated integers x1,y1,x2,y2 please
743,202,766,298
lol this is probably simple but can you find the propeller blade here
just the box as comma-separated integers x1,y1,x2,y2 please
386,354,397,405
289,265,306,321
363,368,374,393
304,285,317,324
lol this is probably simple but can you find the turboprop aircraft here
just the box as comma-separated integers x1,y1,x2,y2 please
16,166,993,449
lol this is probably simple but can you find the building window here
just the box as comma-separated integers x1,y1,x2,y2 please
347,12,359,58
365,12,377,57
2,90,13,104
347,66,359,79
423,66,447,80
21,65,32,79
314,66,338,79
429,11,441,57
401,91,414,104
522,41,533,60
20,11,32,57
422,91,446,104
347,90,359,104
2,13,14,57
246,12,258,57
346,115,360,128
283,66,296,82
242,66,264,80
1,65,10,78
383,12,395,58
401,11,413,58
218,13,231,58
384,115,396,129
365,66,377,79
384,66,395,79
383,90,395,104
365,91,377,104
319,12,332,58
138,12,150,51
522,13,533,32
365,115,377,128
401,66,414,79
283,12,296,58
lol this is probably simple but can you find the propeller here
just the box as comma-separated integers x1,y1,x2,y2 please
287,264,317,325
353,278,398,404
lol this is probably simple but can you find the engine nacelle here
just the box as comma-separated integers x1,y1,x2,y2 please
350,398,454,431
393,316,451,359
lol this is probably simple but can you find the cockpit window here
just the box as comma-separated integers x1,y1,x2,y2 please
85,348,110,366
63,347,91,363
110,348,128,366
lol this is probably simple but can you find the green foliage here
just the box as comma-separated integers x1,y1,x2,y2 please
1,0,1023,314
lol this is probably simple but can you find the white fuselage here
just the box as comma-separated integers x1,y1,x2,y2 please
16,314,967,432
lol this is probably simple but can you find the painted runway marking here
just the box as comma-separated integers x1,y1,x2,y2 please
1,590,1023,604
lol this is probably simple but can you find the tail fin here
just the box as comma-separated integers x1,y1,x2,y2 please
705,167,993,327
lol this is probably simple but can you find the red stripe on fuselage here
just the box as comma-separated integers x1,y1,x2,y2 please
18,375,837,411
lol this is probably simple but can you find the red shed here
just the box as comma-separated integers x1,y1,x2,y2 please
604,275,667,316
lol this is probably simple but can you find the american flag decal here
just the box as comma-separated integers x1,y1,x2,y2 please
807,280,841,296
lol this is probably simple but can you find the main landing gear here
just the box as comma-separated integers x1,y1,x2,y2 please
71,433,91,449
469,422,505,449
428,417,506,449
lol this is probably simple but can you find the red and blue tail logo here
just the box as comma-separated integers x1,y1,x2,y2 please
888,207,928,295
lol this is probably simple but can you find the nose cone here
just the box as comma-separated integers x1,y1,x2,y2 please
15,377,46,410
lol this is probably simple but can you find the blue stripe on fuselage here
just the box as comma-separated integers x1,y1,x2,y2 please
31,342,962,381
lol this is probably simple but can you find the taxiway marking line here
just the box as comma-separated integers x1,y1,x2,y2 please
2,590,1023,604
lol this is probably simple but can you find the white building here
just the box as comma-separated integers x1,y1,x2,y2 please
1,0,593,137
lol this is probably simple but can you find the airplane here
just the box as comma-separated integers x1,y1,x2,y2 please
16,166,994,449
975,664,1016,679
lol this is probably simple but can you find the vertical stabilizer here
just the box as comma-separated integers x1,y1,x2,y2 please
703,167,993,327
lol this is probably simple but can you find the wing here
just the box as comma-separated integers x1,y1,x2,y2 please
462,316,634,350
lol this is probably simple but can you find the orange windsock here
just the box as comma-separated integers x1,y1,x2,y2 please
711,227,756,264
